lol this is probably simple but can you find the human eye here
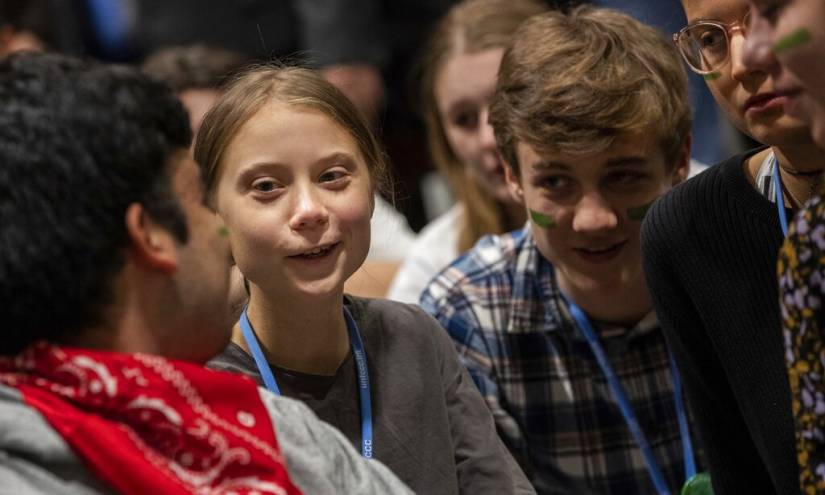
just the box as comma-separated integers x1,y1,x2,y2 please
452,110,479,130
251,177,282,194
535,175,574,195
697,27,725,49
319,167,350,188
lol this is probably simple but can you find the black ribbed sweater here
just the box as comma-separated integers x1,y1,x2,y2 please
641,149,797,495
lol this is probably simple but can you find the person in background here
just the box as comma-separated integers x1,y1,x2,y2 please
387,0,547,304
0,0,51,56
197,65,534,495
0,52,411,495
742,2,825,492
142,44,246,136
641,0,824,492
422,7,703,493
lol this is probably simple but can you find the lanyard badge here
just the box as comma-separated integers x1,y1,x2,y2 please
772,155,790,237
564,295,710,495
239,305,374,459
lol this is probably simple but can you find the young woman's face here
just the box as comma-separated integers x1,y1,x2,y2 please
214,102,372,301
435,47,514,204
744,0,825,147
681,0,812,147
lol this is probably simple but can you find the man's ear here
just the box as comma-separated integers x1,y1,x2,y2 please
671,134,692,186
503,157,525,206
124,203,179,274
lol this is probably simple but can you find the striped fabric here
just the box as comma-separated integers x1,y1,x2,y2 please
420,226,696,494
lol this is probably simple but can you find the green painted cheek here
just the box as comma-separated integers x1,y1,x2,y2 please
702,72,722,81
773,28,812,55
627,201,655,221
217,226,230,237
530,209,556,229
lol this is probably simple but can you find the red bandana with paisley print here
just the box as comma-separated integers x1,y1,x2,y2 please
0,342,302,495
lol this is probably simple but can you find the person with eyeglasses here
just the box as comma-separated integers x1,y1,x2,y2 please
741,2,825,493
641,0,824,493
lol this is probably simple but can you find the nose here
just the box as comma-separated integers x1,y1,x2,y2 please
741,16,780,77
571,192,618,234
730,32,770,82
480,106,498,151
288,185,329,231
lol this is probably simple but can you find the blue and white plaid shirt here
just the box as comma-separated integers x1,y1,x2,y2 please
421,226,697,494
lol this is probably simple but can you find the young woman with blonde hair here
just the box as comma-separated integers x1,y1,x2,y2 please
196,65,533,494
387,0,546,303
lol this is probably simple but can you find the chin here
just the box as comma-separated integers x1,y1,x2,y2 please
292,277,346,299
748,117,809,145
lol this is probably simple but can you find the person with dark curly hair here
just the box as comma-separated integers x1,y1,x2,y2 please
0,52,411,495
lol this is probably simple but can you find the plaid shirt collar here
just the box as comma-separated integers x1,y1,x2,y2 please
506,225,658,341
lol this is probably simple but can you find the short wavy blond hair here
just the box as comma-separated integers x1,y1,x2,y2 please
491,6,691,174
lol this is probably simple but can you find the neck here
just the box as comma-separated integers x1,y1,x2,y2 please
233,286,350,375
65,270,225,363
557,271,652,327
773,144,825,208
502,200,527,231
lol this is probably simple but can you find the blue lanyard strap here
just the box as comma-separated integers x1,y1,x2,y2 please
239,305,374,458
772,156,789,237
564,297,695,495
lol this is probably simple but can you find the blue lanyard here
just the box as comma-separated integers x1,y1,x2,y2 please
564,297,696,495
772,156,789,237
239,306,374,459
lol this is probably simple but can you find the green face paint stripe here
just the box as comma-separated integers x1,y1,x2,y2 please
773,28,812,55
529,209,556,229
217,226,230,237
627,201,654,221
702,72,721,81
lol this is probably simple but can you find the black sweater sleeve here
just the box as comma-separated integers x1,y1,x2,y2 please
642,189,775,495
641,151,798,495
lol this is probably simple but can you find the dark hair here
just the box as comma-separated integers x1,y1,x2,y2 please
141,44,247,93
0,52,192,355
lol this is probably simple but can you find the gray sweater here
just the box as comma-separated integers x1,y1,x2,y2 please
0,384,411,494
210,296,535,495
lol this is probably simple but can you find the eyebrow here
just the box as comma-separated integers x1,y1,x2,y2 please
235,151,358,179
532,156,649,171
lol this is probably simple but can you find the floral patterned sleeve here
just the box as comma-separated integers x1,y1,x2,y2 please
778,194,825,495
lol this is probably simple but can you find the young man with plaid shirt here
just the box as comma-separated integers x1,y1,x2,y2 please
421,7,705,494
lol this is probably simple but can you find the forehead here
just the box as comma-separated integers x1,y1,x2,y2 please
518,133,665,172
681,0,748,22
434,47,504,108
224,101,364,168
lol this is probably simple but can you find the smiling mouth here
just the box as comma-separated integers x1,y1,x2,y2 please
572,240,628,262
290,242,340,259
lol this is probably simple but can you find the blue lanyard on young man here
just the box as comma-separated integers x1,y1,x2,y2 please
772,155,790,237
239,306,374,459
562,296,697,495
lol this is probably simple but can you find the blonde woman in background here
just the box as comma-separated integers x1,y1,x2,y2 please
387,0,547,303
